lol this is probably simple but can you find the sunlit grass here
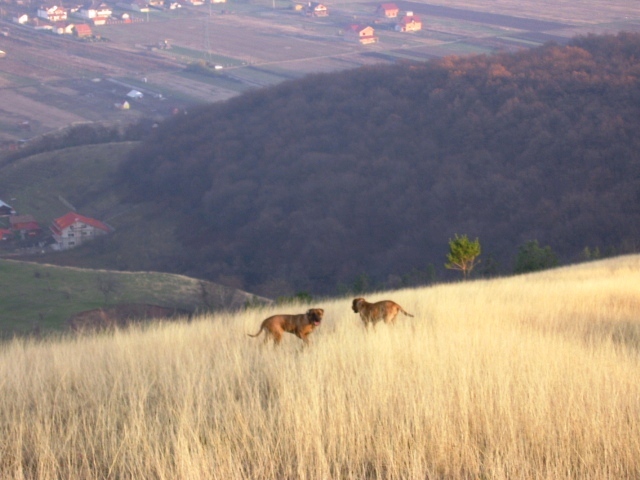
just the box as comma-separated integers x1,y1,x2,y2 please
1,255,639,478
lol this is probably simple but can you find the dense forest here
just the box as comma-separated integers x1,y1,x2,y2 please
118,32,640,296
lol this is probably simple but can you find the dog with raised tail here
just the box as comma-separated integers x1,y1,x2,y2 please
352,297,413,328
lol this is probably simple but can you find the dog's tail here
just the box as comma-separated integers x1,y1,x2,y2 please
401,308,414,318
247,326,264,338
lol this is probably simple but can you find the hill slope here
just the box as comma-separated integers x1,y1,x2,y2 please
116,32,640,295
0,142,136,225
0,141,194,276
0,143,270,334
1,255,639,478
4,34,639,297
0,259,267,336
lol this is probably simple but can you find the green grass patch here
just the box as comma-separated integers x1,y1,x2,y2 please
437,41,494,55
178,70,252,93
227,67,292,87
498,35,544,46
165,45,214,62
166,45,246,67
0,259,257,335
0,72,39,87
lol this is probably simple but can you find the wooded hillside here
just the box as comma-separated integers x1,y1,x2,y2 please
118,32,640,295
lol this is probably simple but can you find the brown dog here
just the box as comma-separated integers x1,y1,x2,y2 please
248,308,324,345
352,297,413,328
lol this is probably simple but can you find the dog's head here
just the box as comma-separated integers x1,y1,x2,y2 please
352,298,365,313
307,308,324,326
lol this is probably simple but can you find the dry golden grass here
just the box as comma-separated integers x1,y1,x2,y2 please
1,255,640,479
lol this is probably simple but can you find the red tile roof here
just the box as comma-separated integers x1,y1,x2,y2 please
346,24,370,33
51,212,110,234
399,15,421,27
75,23,92,36
10,215,41,231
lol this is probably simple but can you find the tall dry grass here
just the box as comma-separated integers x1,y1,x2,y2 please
1,256,640,479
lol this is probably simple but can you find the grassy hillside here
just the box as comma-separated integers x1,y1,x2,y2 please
0,259,267,335
0,141,191,275
0,142,137,225
0,143,271,335
1,255,639,478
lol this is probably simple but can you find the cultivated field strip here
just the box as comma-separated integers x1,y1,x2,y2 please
2,0,640,141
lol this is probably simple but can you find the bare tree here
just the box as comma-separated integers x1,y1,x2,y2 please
96,274,121,305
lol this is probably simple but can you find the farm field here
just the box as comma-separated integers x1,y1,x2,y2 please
1,0,640,144
1,255,639,478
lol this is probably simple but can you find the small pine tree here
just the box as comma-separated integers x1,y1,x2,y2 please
445,234,481,280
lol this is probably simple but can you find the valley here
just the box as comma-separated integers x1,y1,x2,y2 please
1,0,639,143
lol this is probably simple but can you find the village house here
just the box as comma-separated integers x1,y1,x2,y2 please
95,3,113,16
50,212,112,250
116,0,150,12
344,24,378,44
76,5,97,18
53,22,75,34
10,215,41,239
396,12,422,32
37,5,68,22
0,199,16,216
13,13,29,24
376,2,398,18
305,2,328,17
74,23,92,37
75,2,112,19
0,228,12,241
29,18,54,31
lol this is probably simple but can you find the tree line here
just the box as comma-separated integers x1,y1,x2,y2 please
0,119,157,169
